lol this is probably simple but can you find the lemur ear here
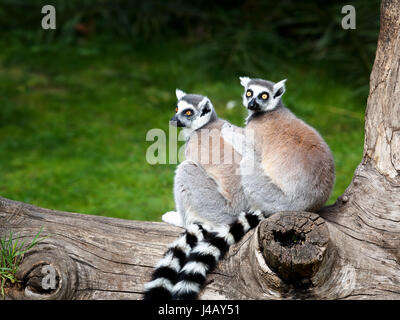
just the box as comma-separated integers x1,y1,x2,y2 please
199,97,213,117
273,79,287,99
176,88,186,100
239,76,251,87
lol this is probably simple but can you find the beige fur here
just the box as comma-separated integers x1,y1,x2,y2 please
245,106,335,211
185,119,246,211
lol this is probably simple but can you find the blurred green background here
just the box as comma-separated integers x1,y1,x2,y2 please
0,0,379,221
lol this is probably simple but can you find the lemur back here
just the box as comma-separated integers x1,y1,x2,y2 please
180,117,248,226
143,90,259,300
245,105,334,212
237,77,335,215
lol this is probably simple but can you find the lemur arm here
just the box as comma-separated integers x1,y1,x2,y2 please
221,123,246,156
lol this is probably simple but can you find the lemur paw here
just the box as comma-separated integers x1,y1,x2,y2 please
221,123,245,155
162,211,184,228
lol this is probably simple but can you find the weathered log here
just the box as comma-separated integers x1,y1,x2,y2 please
1,191,399,300
1,0,400,300
0,197,182,300
1,198,331,299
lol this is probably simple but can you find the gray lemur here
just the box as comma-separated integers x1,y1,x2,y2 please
143,90,264,300
170,77,335,300
167,89,249,227
231,77,335,215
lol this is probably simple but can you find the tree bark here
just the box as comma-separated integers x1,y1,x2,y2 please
1,0,400,300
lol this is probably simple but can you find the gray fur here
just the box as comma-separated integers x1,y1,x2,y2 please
174,160,246,226
248,78,275,90
172,90,217,133
181,94,205,106
172,90,248,228
238,76,335,215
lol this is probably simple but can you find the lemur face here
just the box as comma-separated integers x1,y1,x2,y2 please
170,89,214,131
239,77,286,113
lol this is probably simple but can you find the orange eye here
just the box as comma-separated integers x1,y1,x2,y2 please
185,110,192,116
175,107,178,113
246,90,252,97
261,93,268,100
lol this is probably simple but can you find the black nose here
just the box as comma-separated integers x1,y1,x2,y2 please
248,98,259,111
170,115,185,127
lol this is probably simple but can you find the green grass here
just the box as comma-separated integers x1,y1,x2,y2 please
0,37,365,222
0,228,45,298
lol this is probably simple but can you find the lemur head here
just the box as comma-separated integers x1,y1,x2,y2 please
170,89,216,131
239,77,286,113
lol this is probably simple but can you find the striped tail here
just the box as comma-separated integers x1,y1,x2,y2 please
171,210,264,300
143,223,205,300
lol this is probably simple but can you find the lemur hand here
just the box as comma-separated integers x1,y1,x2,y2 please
221,123,246,156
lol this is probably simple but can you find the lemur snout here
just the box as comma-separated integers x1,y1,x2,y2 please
170,115,185,127
248,98,259,111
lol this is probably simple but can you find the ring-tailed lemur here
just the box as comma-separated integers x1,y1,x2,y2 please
234,77,335,215
143,89,264,300
171,77,335,300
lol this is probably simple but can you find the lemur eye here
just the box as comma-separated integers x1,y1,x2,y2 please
175,107,178,113
185,110,192,116
261,93,269,100
246,90,253,97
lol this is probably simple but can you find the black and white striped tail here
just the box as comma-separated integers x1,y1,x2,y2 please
143,223,205,300
171,210,264,300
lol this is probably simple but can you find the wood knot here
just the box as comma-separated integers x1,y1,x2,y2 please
258,211,329,285
8,245,78,300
